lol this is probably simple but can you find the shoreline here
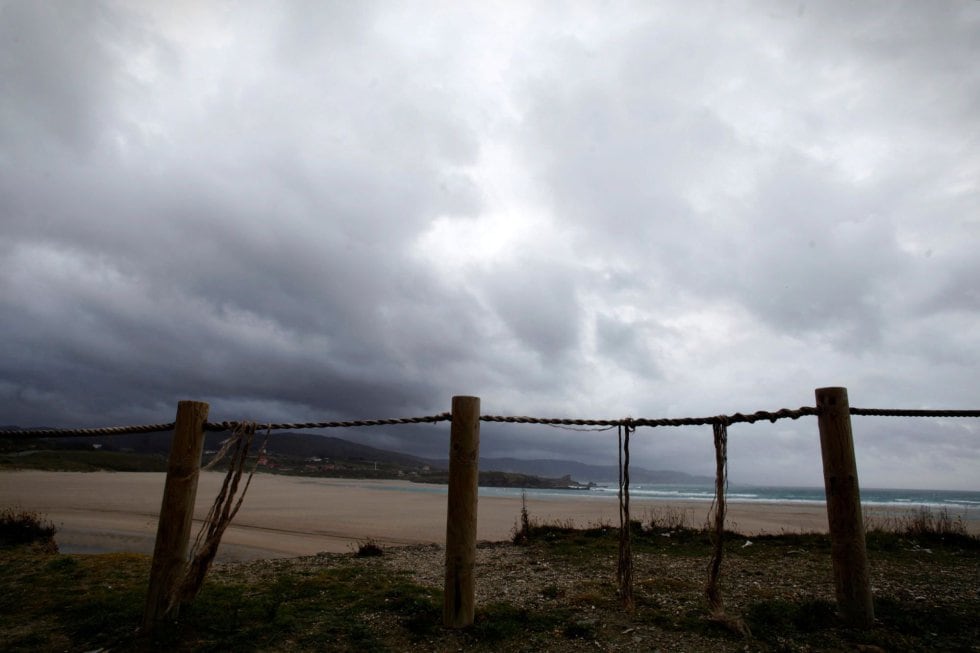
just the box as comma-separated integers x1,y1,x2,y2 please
1,471,975,562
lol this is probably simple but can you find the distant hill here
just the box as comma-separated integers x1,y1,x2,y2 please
2,428,710,485
442,457,714,485
1,429,439,467
237,431,439,469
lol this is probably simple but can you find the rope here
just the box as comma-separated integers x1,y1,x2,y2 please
706,422,728,614
616,423,635,612
849,408,980,418
705,420,751,637
172,421,269,609
0,415,451,438
0,423,176,438
206,413,453,432
3,405,978,440
480,407,818,428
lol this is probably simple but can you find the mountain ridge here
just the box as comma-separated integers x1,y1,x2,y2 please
444,456,714,485
2,428,712,485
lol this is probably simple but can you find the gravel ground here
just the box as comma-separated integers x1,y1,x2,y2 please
221,533,980,652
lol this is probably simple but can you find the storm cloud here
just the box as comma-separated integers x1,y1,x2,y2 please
1,1,978,490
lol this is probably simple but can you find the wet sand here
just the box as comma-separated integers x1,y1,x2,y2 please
0,471,972,562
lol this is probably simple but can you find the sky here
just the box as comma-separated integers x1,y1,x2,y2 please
1,1,978,490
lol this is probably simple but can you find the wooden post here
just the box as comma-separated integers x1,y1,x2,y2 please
142,400,209,631
816,387,874,628
444,395,480,628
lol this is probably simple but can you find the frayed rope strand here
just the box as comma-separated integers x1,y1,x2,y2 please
168,421,269,610
617,423,635,612
705,420,751,637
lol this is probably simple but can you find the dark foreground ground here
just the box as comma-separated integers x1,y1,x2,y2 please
1,519,978,652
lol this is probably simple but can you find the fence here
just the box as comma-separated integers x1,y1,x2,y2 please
3,387,979,634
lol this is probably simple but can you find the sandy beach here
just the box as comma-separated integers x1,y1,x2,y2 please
0,470,973,562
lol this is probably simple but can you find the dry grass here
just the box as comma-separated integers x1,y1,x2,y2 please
866,505,970,538
644,504,697,532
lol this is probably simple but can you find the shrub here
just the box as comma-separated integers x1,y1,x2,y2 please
865,506,978,548
0,507,57,548
645,505,692,532
869,506,946,536
355,538,384,557
511,490,536,545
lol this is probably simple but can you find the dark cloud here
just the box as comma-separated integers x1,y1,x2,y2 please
1,2,977,489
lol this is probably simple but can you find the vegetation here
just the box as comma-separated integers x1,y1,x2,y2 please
0,505,975,651
419,470,592,489
512,490,533,544
354,538,385,558
0,507,57,548
0,449,168,472
0,438,590,489
865,506,975,548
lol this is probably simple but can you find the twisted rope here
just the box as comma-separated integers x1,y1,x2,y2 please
616,423,635,612
705,420,751,637
480,407,818,428
849,408,980,418
706,421,728,615
172,421,270,611
0,423,176,438
206,413,452,432
704,424,728,615
3,406,978,440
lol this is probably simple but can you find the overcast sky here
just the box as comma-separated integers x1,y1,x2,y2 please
1,1,978,490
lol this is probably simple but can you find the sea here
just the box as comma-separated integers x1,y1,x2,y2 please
476,484,980,513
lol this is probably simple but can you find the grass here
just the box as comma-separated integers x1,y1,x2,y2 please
0,449,168,472
865,506,977,550
0,546,441,652
0,506,976,651
506,508,979,650
645,504,697,532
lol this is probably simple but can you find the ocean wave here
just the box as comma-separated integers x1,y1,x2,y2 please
503,484,980,510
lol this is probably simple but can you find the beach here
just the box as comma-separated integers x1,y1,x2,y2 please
0,470,973,562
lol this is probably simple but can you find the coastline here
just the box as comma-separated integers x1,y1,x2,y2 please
1,470,975,562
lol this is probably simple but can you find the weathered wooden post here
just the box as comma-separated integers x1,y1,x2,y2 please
815,387,874,628
444,395,480,628
142,400,209,631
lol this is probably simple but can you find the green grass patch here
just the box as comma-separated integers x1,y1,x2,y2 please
0,546,443,652
746,598,838,636
0,450,168,472
0,548,149,652
171,565,441,651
